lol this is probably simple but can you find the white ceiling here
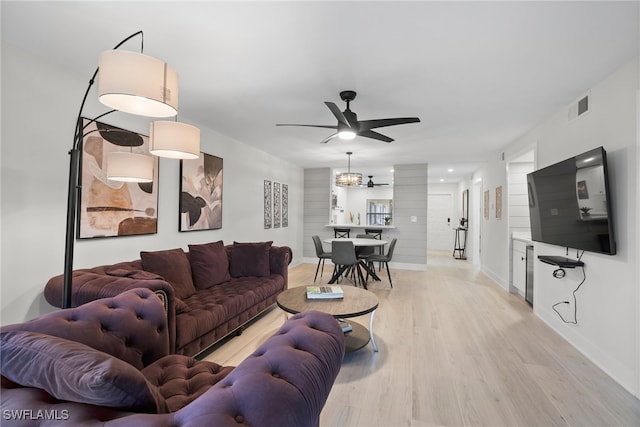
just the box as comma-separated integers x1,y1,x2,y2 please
3,1,639,184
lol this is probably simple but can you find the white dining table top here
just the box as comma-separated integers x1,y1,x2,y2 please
323,237,388,247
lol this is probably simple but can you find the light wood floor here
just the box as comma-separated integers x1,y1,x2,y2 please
204,251,640,426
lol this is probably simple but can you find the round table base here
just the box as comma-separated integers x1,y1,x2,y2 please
343,321,370,352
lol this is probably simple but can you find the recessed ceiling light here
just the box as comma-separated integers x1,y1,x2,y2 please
439,178,445,182
390,169,394,173
447,168,454,172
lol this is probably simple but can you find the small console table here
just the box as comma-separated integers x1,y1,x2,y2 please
453,227,468,260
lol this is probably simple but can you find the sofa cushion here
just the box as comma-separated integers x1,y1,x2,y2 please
0,330,167,413
142,355,233,412
188,241,231,289
141,248,196,299
105,269,165,280
174,298,191,314
175,275,285,351
229,241,273,278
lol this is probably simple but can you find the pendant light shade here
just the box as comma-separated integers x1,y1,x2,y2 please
106,152,154,182
335,151,362,187
98,50,178,118
335,172,362,186
149,121,200,159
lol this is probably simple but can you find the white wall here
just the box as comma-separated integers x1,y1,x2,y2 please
476,57,639,396
1,44,304,325
473,157,510,290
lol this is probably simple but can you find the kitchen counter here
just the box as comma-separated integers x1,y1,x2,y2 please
325,224,396,230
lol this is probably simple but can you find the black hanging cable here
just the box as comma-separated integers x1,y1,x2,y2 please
552,263,586,324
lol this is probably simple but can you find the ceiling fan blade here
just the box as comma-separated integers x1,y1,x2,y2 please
276,124,338,129
324,102,351,127
359,117,421,131
359,129,394,143
320,133,338,144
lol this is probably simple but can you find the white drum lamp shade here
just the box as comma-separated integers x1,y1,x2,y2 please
149,121,200,159
98,50,178,118
106,152,154,182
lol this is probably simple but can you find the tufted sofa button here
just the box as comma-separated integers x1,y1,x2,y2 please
235,415,244,423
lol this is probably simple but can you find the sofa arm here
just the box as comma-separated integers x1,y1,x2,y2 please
269,246,292,286
101,310,345,427
173,310,344,427
44,272,177,353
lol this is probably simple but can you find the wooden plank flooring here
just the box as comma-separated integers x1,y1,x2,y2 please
203,251,640,426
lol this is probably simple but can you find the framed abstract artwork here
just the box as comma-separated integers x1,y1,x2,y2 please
282,184,288,227
179,152,223,231
264,180,272,229
78,118,158,239
273,182,281,228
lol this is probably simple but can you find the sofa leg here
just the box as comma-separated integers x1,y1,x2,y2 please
236,326,245,336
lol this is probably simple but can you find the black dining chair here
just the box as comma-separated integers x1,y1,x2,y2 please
364,229,384,270
330,240,366,289
365,238,397,288
355,234,376,260
334,228,351,238
312,235,331,282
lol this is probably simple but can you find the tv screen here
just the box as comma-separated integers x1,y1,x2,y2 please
527,146,616,255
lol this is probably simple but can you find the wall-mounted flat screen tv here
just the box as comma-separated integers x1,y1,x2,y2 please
527,146,616,255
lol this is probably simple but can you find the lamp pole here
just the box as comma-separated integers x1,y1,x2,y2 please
62,31,144,308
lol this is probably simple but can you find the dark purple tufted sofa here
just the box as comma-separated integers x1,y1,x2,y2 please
1,288,345,426
44,242,292,356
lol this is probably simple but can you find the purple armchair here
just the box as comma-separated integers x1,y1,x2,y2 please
1,289,345,426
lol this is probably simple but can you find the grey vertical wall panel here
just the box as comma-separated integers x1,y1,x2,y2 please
390,164,428,266
303,168,331,258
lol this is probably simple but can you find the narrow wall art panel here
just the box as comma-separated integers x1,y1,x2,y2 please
484,190,490,220
273,182,281,228
495,185,502,219
79,118,158,238
264,180,272,229
282,184,288,227
180,152,223,231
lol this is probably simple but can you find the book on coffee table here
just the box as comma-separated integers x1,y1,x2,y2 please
306,285,344,300
337,318,352,333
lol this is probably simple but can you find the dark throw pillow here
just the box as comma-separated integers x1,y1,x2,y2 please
0,330,167,413
188,241,231,289
140,248,196,300
229,241,273,278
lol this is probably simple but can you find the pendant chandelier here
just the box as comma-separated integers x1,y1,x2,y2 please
335,152,362,187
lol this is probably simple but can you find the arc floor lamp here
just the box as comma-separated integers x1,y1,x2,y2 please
63,31,200,308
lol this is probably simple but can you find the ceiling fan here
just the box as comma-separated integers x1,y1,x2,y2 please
367,175,389,187
276,90,420,144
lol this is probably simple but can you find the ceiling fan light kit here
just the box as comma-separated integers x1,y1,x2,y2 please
335,151,363,187
367,175,389,187
276,90,420,144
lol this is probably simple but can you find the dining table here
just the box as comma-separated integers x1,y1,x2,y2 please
323,237,388,285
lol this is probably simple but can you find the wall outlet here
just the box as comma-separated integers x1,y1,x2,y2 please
411,215,417,222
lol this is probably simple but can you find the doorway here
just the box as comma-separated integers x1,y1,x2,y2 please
427,193,454,250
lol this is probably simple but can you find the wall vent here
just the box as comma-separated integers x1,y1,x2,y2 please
568,92,590,122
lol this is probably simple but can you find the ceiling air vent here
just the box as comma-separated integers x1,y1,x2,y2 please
568,92,590,122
